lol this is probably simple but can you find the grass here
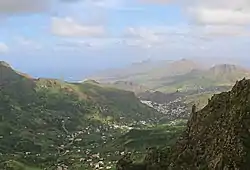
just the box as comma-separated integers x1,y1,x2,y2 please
103,121,186,153
0,63,162,169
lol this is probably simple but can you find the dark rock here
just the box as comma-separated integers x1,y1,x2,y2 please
118,78,250,170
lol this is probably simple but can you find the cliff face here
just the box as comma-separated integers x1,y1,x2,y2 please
117,78,250,170
169,78,250,170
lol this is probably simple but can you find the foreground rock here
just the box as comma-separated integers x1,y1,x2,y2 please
117,78,250,170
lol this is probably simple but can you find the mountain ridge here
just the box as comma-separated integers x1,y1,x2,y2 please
167,78,250,169
117,78,250,170
89,58,202,85
89,59,250,93
0,61,161,169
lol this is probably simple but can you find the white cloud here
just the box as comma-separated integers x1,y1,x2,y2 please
77,0,140,10
86,0,125,9
0,0,51,14
193,1,250,25
15,37,42,50
51,17,105,37
142,0,250,25
188,8,250,25
200,25,250,37
0,42,9,53
121,24,250,52
126,27,160,41
123,27,170,48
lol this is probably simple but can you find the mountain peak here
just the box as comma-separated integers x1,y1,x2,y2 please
210,64,241,71
0,61,11,68
172,58,197,66
180,58,188,62
0,61,33,83
83,79,100,84
208,64,250,77
167,77,250,169
231,77,250,94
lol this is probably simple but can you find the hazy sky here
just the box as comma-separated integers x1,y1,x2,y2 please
0,0,250,80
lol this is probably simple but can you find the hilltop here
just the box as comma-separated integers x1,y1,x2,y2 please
118,78,250,169
89,58,201,88
90,59,250,94
156,64,250,92
107,81,149,95
0,61,161,169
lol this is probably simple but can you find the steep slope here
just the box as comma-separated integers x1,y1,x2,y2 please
117,78,250,170
167,78,250,169
207,64,250,82
0,61,32,83
0,62,161,169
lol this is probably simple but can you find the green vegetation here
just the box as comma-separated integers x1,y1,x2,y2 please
106,81,149,95
111,121,186,151
118,78,250,170
0,62,162,169
4,60,249,170
0,160,42,170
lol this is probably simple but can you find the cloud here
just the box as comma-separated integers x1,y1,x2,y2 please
54,37,122,52
0,0,51,14
85,0,124,9
121,24,250,52
141,0,250,26
126,27,160,41
123,27,171,48
135,0,250,55
0,42,9,53
51,17,105,37
15,37,42,50
0,0,123,15
188,8,250,25
200,25,250,37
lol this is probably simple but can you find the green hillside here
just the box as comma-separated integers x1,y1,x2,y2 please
106,81,149,95
106,120,186,152
117,78,250,170
0,62,161,169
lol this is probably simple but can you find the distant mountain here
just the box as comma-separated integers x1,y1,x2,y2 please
208,64,250,80
157,64,250,92
138,91,180,104
107,81,149,95
0,61,161,169
89,58,202,88
90,59,250,94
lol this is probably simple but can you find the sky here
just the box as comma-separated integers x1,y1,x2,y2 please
0,0,250,80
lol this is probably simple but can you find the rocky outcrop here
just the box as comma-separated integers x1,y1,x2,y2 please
168,78,250,170
117,78,250,170
116,153,146,170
